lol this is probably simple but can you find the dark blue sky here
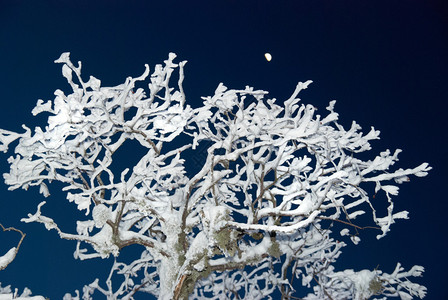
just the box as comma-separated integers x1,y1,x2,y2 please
0,1,447,298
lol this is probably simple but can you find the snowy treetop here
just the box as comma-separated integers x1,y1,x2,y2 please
0,53,430,299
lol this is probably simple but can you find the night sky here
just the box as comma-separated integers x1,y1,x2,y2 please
0,1,447,299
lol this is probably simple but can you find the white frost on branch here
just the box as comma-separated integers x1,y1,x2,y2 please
0,282,45,300
0,52,430,299
303,263,426,300
0,224,26,271
0,248,17,271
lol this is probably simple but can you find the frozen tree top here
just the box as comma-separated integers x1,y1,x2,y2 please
0,52,430,299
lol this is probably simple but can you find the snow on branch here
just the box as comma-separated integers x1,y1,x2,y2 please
0,225,45,300
304,263,426,300
0,53,430,299
0,224,25,271
0,282,45,300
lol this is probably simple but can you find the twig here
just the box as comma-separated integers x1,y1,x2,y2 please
317,216,380,231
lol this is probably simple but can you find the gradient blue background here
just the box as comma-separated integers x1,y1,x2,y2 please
0,1,447,298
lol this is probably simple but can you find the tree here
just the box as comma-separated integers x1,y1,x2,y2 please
0,53,430,299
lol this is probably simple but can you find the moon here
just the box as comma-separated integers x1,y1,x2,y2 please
264,53,272,62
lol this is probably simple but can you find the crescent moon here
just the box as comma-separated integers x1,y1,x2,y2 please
264,53,272,62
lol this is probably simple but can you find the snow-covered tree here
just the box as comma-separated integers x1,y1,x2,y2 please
0,53,430,299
